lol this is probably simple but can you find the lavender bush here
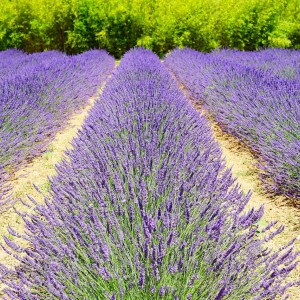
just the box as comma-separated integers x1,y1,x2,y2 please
0,48,298,299
164,48,300,201
0,49,115,207
209,49,300,81
0,49,27,76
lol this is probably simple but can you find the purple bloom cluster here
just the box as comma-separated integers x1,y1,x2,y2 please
209,49,300,81
0,48,298,299
0,49,115,208
164,48,300,201
0,49,27,74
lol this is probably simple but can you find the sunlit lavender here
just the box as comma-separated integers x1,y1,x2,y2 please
0,48,298,299
165,48,300,201
0,49,115,208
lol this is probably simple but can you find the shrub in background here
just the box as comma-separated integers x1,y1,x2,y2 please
0,0,299,57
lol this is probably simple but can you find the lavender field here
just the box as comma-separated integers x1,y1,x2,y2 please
165,48,300,202
0,48,299,299
0,49,115,209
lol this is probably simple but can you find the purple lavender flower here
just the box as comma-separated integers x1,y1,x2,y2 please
0,49,115,210
165,48,300,201
0,48,298,299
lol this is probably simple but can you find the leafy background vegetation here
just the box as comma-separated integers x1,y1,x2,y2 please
0,0,299,58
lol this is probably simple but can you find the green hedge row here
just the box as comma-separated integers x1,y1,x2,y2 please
0,0,299,58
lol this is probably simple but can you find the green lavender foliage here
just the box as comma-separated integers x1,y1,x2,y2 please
0,0,299,58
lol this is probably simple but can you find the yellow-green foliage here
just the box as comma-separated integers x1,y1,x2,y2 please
0,0,299,57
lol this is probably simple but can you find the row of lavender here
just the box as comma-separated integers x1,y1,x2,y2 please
1,48,297,299
0,49,115,209
165,48,300,201
209,49,300,80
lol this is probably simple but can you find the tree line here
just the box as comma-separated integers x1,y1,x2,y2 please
0,0,299,57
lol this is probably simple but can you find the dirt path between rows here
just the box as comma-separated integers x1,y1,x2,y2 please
194,104,300,299
0,83,107,298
